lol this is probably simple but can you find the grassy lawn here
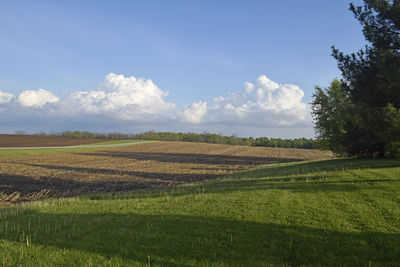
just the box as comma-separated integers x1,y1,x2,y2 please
0,157,399,266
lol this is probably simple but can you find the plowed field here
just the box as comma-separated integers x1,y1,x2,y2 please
0,142,332,205
0,134,110,147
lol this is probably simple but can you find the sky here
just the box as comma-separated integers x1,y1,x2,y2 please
0,0,366,138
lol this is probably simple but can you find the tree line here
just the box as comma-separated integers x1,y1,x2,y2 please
34,130,317,149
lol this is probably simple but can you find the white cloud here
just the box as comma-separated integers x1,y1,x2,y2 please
183,75,308,127
180,101,207,124
66,73,175,119
0,91,13,104
18,88,60,108
0,73,312,137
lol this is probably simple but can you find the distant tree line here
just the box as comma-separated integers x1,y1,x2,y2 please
132,131,316,149
35,130,317,149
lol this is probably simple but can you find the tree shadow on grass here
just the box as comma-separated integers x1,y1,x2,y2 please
77,151,302,165
0,211,399,266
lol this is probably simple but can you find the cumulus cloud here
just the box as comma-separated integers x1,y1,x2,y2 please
18,88,60,108
0,73,312,137
182,75,309,127
0,91,13,104
66,73,175,119
180,101,207,124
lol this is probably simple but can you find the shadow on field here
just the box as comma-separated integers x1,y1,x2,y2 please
77,151,301,165
0,172,167,203
1,211,399,265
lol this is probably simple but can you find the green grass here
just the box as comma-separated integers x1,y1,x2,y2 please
0,157,399,266
0,140,153,157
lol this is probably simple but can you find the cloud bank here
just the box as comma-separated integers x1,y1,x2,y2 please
64,73,175,120
0,73,312,137
201,75,308,127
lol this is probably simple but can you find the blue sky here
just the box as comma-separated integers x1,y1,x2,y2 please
0,0,366,138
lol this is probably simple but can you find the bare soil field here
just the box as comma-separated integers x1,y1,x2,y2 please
0,142,332,205
0,134,110,147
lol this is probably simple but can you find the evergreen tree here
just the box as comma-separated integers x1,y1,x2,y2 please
315,0,400,156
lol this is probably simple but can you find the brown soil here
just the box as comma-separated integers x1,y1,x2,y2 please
0,134,110,147
0,141,332,205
